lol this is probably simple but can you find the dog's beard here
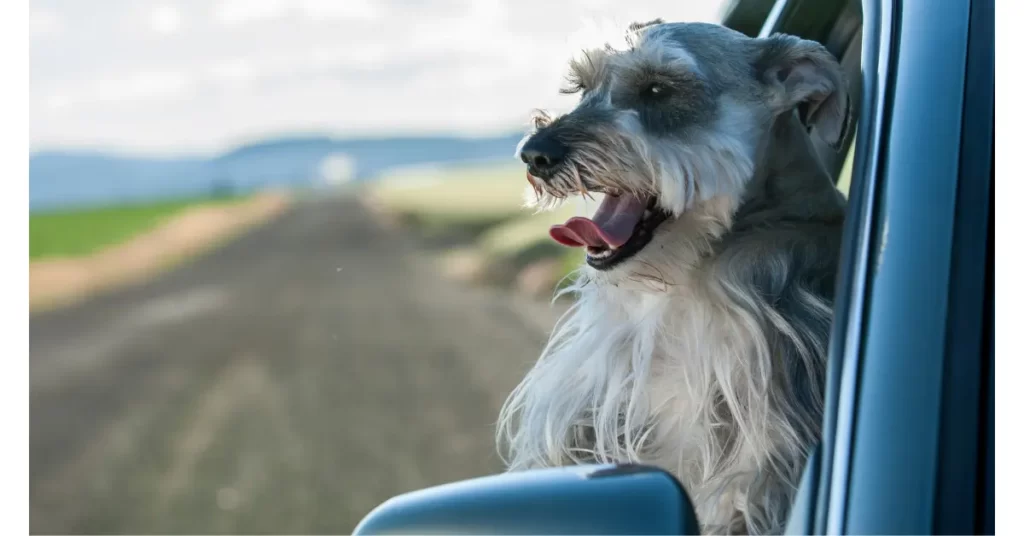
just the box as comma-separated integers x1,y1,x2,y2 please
519,111,654,213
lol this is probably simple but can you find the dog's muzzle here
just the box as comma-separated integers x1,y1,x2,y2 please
519,132,568,180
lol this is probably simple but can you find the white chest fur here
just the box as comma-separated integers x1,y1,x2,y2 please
498,200,827,535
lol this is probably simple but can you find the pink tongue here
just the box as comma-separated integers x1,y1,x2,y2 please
550,194,648,249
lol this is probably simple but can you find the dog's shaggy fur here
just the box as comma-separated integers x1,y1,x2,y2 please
497,21,849,535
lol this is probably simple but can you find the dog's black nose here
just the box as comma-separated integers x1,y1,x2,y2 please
520,134,568,177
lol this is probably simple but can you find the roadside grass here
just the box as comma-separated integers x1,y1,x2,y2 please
370,163,529,229
369,163,587,292
30,196,245,260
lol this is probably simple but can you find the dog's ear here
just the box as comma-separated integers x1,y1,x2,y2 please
754,33,851,148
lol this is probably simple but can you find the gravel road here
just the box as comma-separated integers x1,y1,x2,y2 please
30,193,562,534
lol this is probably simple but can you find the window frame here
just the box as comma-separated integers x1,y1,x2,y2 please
741,0,993,533
799,0,992,533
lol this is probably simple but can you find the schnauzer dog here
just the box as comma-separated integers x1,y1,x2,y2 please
497,19,849,535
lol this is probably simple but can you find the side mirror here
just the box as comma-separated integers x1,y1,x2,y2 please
353,464,701,535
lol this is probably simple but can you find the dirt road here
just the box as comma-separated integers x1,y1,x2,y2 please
30,193,562,534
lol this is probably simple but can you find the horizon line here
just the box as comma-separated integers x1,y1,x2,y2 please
30,126,530,159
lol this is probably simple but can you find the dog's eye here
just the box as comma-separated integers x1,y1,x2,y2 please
640,82,670,100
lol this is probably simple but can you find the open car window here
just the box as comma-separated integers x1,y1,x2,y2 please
741,0,992,533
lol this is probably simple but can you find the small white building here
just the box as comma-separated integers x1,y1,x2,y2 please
317,153,355,185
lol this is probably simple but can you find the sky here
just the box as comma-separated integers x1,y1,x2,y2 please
30,0,729,156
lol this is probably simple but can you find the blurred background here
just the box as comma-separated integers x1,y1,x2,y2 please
30,1,731,533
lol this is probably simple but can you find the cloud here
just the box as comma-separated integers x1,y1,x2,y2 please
30,9,64,40
298,0,377,21
98,70,194,102
31,0,731,153
212,0,378,27
149,5,183,35
212,0,287,26
43,95,72,113
206,58,256,85
40,70,196,114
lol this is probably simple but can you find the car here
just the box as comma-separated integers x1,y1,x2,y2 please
352,0,995,533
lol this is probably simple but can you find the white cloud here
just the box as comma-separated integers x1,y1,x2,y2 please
31,0,731,153
212,0,287,26
43,95,72,113
41,70,196,112
149,5,183,35
298,0,377,21
206,58,255,84
213,0,380,26
30,9,64,40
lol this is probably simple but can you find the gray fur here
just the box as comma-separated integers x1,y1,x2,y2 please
500,20,848,535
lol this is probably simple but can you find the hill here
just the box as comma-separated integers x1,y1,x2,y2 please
30,133,524,211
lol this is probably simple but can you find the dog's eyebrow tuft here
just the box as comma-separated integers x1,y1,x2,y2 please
565,49,608,92
627,18,664,33
626,19,664,48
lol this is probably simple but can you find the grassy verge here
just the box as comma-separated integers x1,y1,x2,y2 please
30,196,244,260
30,192,289,312
368,163,586,296
370,164,528,228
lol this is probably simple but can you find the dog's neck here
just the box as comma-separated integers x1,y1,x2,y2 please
756,110,832,182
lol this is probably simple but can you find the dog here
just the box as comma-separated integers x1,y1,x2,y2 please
497,19,849,535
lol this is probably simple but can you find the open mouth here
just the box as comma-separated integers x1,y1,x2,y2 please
549,191,671,271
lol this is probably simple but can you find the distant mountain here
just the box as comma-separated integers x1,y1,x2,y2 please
29,133,524,211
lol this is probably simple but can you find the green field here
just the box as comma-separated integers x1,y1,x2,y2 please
30,197,242,260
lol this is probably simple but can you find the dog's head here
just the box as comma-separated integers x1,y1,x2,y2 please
517,20,849,273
